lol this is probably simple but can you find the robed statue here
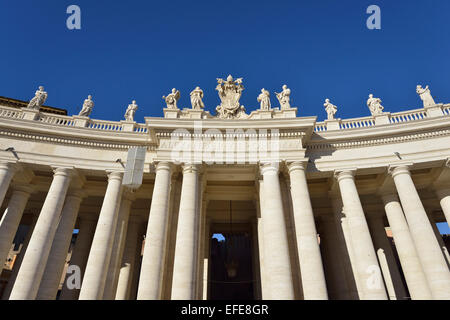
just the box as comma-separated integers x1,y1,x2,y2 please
27,86,48,110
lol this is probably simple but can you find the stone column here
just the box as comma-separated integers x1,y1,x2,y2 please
137,161,173,300
318,215,351,300
171,164,200,300
0,185,33,267
287,161,328,300
1,214,38,300
0,162,18,208
381,193,432,300
330,192,361,300
335,170,387,300
59,215,97,300
115,215,142,300
428,212,450,267
436,188,450,227
103,191,134,300
36,189,85,300
367,215,408,300
79,171,123,300
390,165,450,299
258,162,294,300
9,167,73,300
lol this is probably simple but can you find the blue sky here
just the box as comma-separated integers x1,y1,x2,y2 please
1,0,450,123
1,1,449,233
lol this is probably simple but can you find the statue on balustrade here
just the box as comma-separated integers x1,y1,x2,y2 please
324,99,337,120
416,85,436,108
367,94,384,115
257,88,271,111
27,86,48,110
275,85,291,109
78,95,94,117
163,88,180,109
215,75,247,119
190,86,205,110
124,100,138,121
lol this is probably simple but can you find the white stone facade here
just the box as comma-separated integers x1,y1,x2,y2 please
0,86,449,300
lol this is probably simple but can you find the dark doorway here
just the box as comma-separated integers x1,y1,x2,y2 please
209,232,255,300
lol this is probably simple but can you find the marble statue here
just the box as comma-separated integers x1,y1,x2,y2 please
124,100,138,121
324,99,337,120
79,95,94,117
27,86,47,110
416,85,436,108
190,87,205,110
257,89,271,111
367,94,384,115
163,88,180,109
215,75,247,119
275,85,291,109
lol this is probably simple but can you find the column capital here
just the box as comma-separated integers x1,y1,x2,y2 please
106,171,123,181
435,188,450,199
334,169,357,182
388,163,413,178
66,188,86,200
181,163,199,174
380,193,400,204
286,160,308,174
260,161,280,175
0,160,19,173
154,161,173,173
11,183,35,195
51,166,75,178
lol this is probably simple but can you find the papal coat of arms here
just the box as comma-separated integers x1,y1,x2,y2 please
215,75,247,119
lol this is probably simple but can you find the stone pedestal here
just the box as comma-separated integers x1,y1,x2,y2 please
164,108,181,119
73,115,90,128
374,113,391,125
20,108,40,121
424,103,444,117
120,120,136,132
325,119,341,131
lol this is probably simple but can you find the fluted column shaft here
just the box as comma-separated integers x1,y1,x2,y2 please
0,185,33,267
79,171,123,300
137,162,173,300
59,216,97,300
171,164,199,300
287,162,328,300
259,163,294,300
0,162,17,208
436,188,450,227
10,167,73,300
103,192,133,300
115,216,141,300
335,170,387,300
36,190,84,300
390,165,450,299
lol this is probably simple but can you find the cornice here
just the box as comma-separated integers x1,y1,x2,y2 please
0,128,155,151
306,127,450,151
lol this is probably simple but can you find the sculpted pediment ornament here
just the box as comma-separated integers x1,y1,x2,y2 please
215,75,248,119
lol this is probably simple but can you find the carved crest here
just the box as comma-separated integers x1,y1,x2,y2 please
215,75,247,119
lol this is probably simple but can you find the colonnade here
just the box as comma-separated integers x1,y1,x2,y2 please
0,160,449,300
